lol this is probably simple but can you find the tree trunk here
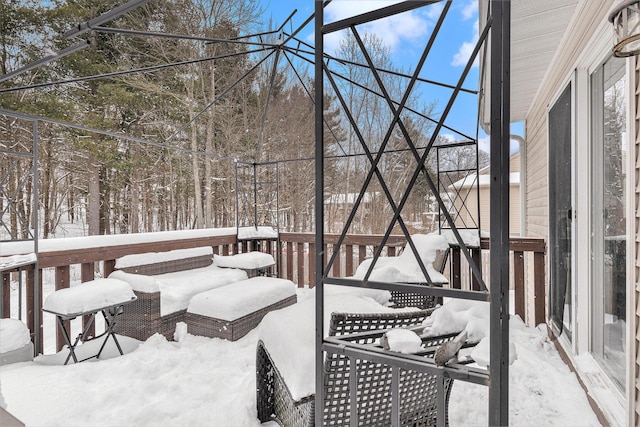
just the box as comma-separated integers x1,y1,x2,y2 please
187,78,204,229
130,170,139,233
87,154,100,236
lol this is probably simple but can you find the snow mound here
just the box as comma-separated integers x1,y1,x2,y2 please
353,234,449,284
0,319,31,353
384,328,422,354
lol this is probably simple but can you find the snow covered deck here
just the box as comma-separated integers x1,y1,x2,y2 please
0,288,600,426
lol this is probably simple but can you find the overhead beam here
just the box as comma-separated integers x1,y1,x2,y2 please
322,1,440,34
0,41,90,84
64,0,154,39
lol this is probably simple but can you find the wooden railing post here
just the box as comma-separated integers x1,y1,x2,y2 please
451,247,461,289
534,251,546,325
27,269,43,355
297,242,305,286
513,251,525,321
332,245,341,278
286,241,294,282
309,243,316,288
104,259,116,277
55,265,70,352
345,245,354,277
1,272,10,318
471,248,482,291
81,263,96,338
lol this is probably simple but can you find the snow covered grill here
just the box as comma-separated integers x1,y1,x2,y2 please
185,277,297,341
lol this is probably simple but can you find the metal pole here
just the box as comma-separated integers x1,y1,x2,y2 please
33,120,41,355
235,162,239,232
275,163,281,276
314,1,325,425
253,163,258,229
489,0,510,425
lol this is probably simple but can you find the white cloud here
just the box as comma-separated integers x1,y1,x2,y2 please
461,1,478,20
451,19,479,68
321,0,435,54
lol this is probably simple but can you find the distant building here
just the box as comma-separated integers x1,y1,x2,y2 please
447,151,521,236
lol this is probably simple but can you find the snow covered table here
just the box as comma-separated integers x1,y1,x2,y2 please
42,278,136,365
185,277,296,341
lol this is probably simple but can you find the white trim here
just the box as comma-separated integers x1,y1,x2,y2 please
574,65,590,355
625,54,636,427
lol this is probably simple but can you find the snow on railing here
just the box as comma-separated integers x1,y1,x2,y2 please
2,230,545,355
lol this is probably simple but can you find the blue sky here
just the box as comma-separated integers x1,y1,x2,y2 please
258,0,521,153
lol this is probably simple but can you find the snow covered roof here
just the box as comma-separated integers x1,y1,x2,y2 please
324,192,378,204
449,172,520,190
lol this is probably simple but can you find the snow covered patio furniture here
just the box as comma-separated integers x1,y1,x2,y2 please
256,294,458,426
0,319,33,366
41,278,136,364
108,247,247,341
185,277,296,341
354,234,451,310
213,251,276,278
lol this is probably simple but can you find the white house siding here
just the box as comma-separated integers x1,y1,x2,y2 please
524,1,612,241
523,115,548,239
520,1,634,424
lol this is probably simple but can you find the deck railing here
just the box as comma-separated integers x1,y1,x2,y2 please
1,232,545,354
277,233,546,327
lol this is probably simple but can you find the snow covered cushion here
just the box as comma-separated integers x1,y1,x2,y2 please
109,270,160,293
258,293,421,401
353,234,449,284
115,247,213,269
213,252,275,269
237,226,278,240
188,277,296,321
43,278,135,316
110,265,248,316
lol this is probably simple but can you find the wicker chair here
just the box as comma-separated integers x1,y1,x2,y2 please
389,247,450,310
256,308,456,426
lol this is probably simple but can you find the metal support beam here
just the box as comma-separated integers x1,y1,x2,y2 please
314,1,325,425
32,121,41,355
323,1,439,34
64,0,154,39
0,41,90,84
488,0,511,425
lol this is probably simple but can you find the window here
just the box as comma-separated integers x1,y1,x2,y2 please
548,83,573,339
591,54,627,392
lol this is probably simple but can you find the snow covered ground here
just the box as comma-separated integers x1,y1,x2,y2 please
0,288,601,427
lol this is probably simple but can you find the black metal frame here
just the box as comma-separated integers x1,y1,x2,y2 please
1,1,510,423
235,160,280,234
314,1,511,425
